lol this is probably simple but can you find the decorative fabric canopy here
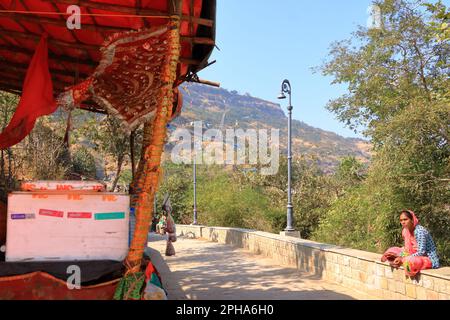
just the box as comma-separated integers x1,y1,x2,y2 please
0,0,215,114
58,23,181,132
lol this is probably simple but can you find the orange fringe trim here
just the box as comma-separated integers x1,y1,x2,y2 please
125,20,181,274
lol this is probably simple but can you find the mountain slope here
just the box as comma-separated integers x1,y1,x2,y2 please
168,83,371,172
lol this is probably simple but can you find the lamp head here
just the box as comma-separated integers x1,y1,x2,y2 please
278,79,291,100
277,92,286,100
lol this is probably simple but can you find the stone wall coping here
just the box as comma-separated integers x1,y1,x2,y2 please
176,224,450,281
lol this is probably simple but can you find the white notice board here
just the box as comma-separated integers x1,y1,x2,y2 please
6,192,130,262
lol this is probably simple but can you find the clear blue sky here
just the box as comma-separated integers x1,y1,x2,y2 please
198,0,385,139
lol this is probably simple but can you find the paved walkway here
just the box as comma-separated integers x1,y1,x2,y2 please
145,233,376,300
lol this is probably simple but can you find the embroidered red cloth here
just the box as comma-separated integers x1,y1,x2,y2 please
59,24,181,133
0,35,56,150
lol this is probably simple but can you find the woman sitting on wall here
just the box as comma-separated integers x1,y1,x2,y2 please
381,210,440,277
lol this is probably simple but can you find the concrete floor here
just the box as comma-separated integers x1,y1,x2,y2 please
146,233,377,300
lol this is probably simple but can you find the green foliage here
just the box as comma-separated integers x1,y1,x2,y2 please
321,0,449,136
157,162,193,224
290,157,337,238
158,156,368,240
373,102,450,264
335,156,366,185
230,156,344,238
71,146,97,179
0,92,18,129
425,1,450,42
118,169,133,187
317,0,449,265
71,111,135,191
158,163,285,233
0,92,20,196
197,167,284,233
312,177,403,252
22,120,69,180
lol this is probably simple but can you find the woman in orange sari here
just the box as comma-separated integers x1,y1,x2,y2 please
381,210,440,277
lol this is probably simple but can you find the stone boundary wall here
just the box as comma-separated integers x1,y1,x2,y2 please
176,225,449,300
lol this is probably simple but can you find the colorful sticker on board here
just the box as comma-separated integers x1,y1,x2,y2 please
39,209,64,218
94,212,125,220
68,212,92,219
11,213,35,220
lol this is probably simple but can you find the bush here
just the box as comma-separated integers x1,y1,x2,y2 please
22,121,70,180
158,163,284,232
71,146,97,179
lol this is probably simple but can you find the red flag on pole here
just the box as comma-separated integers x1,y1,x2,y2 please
0,35,57,150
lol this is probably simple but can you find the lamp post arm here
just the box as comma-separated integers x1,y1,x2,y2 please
281,79,292,99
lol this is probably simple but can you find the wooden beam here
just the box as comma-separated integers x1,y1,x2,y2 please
78,101,107,114
180,36,215,46
15,0,75,76
0,83,22,92
179,57,202,65
169,0,183,16
41,0,214,27
189,0,195,62
83,6,106,84
0,29,99,52
0,44,97,67
0,78,67,93
189,0,195,35
44,0,168,16
0,87,21,95
0,62,75,85
0,12,127,33
0,70,73,89
0,84,106,114
184,16,213,28
0,77,69,91
180,77,220,87
0,60,90,78
45,0,96,70
0,43,200,68
1,29,213,51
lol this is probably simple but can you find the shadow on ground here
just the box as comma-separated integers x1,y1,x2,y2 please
146,234,363,300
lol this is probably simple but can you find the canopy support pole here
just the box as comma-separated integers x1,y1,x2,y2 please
125,18,181,276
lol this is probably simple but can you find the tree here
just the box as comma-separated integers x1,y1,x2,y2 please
22,119,70,180
101,116,131,191
74,112,132,191
321,0,448,138
333,156,367,196
71,146,97,179
318,0,449,264
0,91,19,198
234,155,339,238
157,162,192,224
425,1,450,42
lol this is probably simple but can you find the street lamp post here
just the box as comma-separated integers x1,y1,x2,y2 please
192,150,198,225
278,79,295,232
